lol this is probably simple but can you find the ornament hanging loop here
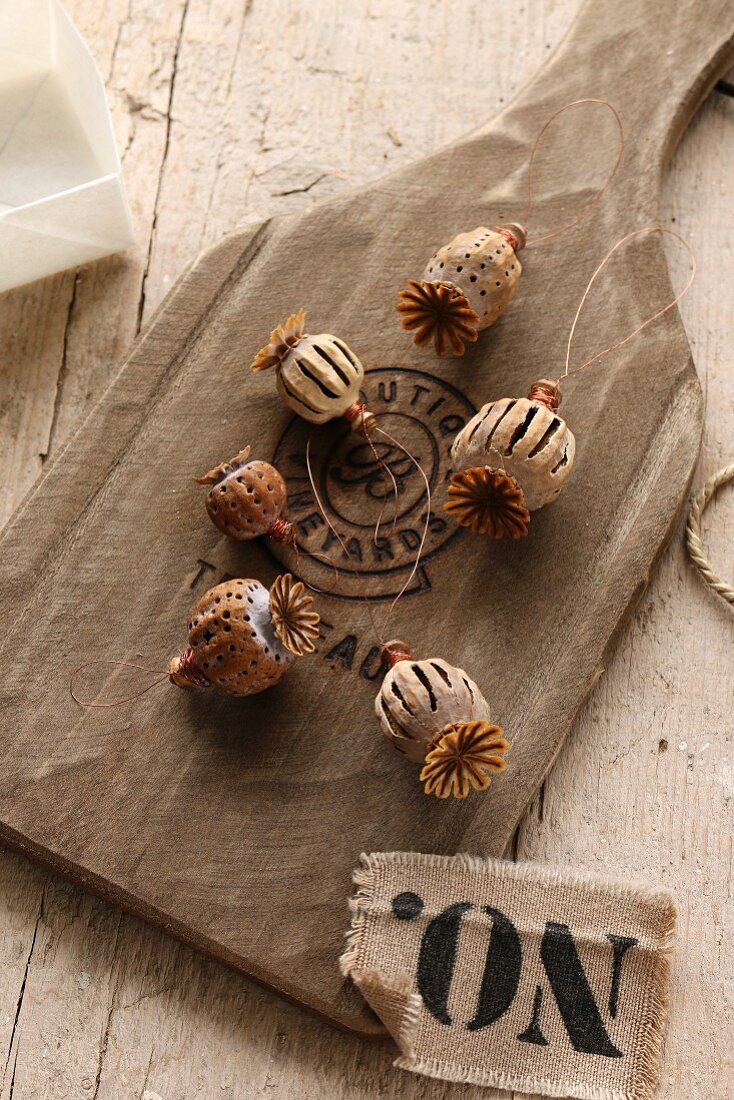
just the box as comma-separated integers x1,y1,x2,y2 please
560,226,696,386
70,660,169,708
522,98,625,248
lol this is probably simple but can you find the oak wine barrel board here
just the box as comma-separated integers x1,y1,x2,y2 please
1,0,733,1038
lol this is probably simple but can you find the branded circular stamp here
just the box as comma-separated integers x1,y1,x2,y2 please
269,367,476,600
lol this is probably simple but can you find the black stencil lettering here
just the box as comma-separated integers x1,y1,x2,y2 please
325,635,357,671
417,902,473,1026
190,559,216,588
425,511,447,535
391,892,424,921
540,922,623,1057
607,935,638,1018
346,537,362,562
378,380,398,403
360,645,384,681
517,985,549,1045
320,528,340,553
411,384,430,406
427,396,446,415
466,907,522,1032
288,491,315,511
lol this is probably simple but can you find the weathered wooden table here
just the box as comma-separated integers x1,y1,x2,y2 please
0,2,731,1096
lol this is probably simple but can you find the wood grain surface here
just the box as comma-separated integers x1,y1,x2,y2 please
0,1,731,1096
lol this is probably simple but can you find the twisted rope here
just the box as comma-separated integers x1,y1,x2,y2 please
685,464,734,606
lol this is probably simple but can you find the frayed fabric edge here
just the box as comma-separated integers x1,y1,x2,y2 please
355,851,676,917
392,1055,632,1100
338,856,376,977
352,969,422,1063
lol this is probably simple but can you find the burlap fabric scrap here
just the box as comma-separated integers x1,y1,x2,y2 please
341,852,675,1100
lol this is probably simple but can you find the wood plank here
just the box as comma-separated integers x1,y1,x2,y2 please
0,0,730,1094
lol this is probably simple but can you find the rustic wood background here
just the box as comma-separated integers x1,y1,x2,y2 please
0,0,731,1096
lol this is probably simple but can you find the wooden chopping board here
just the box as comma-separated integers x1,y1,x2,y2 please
1,0,732,1039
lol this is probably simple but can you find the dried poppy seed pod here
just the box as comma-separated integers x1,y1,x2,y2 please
375,641,509,799
250,309,375,435
397,224,525,357
195,445,296,546
169,574,319,697
446,379,575,539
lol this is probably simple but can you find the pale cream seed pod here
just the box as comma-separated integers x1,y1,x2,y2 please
375,642,509,799
397,224,525,357
250,308,375,434
446,379,575,538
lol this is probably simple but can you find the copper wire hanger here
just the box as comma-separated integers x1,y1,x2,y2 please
521,98,625,248
557,225,696,389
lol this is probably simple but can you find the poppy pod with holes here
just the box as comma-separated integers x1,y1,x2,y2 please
250,309,375,435
375,642,509,799
446,379,575,538
168,574,320,697
396,224,525,357
195,445,296,546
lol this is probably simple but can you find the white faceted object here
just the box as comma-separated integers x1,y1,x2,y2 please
0,0,134,293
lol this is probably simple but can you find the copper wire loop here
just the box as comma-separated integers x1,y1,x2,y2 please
267,516,297,545
527,380,561,411
173,648,211,688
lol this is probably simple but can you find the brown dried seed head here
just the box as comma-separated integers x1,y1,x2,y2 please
445,466,530,539
396,280,480,357
420,721,509,800
196,448,290,542
185,579,291,697
250,309,306,372
269,573,320,656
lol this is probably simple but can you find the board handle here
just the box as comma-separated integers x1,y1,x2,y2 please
493,0,734,197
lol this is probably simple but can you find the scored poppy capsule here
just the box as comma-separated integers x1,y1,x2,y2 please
396,224,525,357
194,445,296,547
374,641,509,799
445,379,575,539
168,574,320,697
250,309,376,436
